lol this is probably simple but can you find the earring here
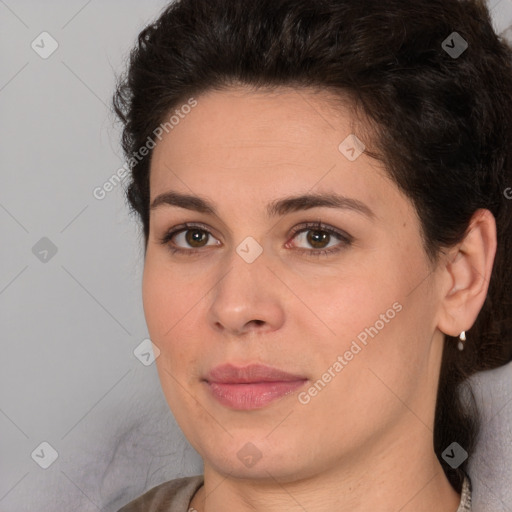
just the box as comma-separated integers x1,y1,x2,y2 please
458,331,466,351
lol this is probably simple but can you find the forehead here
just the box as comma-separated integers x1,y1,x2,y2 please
149,85,385,194
155,85,354,146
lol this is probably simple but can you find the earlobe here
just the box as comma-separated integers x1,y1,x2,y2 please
437,209,497,338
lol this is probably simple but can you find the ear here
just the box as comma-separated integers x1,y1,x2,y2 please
436,209,497,337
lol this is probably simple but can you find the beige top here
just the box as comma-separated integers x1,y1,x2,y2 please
117,473,472,511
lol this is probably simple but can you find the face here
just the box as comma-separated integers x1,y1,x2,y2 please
143,86,446,482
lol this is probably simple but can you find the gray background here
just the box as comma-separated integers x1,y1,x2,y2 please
0,1,511,510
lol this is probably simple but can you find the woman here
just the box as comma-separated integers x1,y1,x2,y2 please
113,0,512,510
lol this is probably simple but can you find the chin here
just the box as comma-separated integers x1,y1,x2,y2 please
198,436,318,483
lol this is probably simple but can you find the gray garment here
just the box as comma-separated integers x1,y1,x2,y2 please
466,361,512,510
117,475,204,512
117,473,472,511
458,473,472,512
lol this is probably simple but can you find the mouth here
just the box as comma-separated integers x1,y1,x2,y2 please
203,363,308,410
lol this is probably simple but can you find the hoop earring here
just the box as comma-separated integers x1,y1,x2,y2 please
458,331,466,351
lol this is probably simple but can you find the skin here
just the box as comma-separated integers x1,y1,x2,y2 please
142,85,496,512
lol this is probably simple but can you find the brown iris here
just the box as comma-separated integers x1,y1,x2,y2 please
185,229,209,248
306,230,330,249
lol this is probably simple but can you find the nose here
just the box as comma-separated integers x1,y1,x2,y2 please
207,246,286,337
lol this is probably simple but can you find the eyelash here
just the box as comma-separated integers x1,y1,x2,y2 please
159,221,353,258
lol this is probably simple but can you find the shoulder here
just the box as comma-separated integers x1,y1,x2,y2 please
117,474,204,512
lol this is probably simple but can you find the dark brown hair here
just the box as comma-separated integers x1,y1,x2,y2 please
113,0,512,492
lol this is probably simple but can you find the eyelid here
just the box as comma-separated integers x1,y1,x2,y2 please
159,221,353,256
287,222,353,245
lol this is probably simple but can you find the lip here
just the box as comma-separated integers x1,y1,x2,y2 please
205,363,305,383
204,363,307,410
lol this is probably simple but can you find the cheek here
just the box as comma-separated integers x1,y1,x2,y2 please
142,261,197,392
310,263,401,343
142,263,169,339
313,250,426,374
142,256,213,394
301,280,417,423
142,254,199,342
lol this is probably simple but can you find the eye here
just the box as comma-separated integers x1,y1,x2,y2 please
159,221,353,257
286,221,353,257
159,223,219,254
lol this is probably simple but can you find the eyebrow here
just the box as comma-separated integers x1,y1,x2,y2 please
150,190,375,219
